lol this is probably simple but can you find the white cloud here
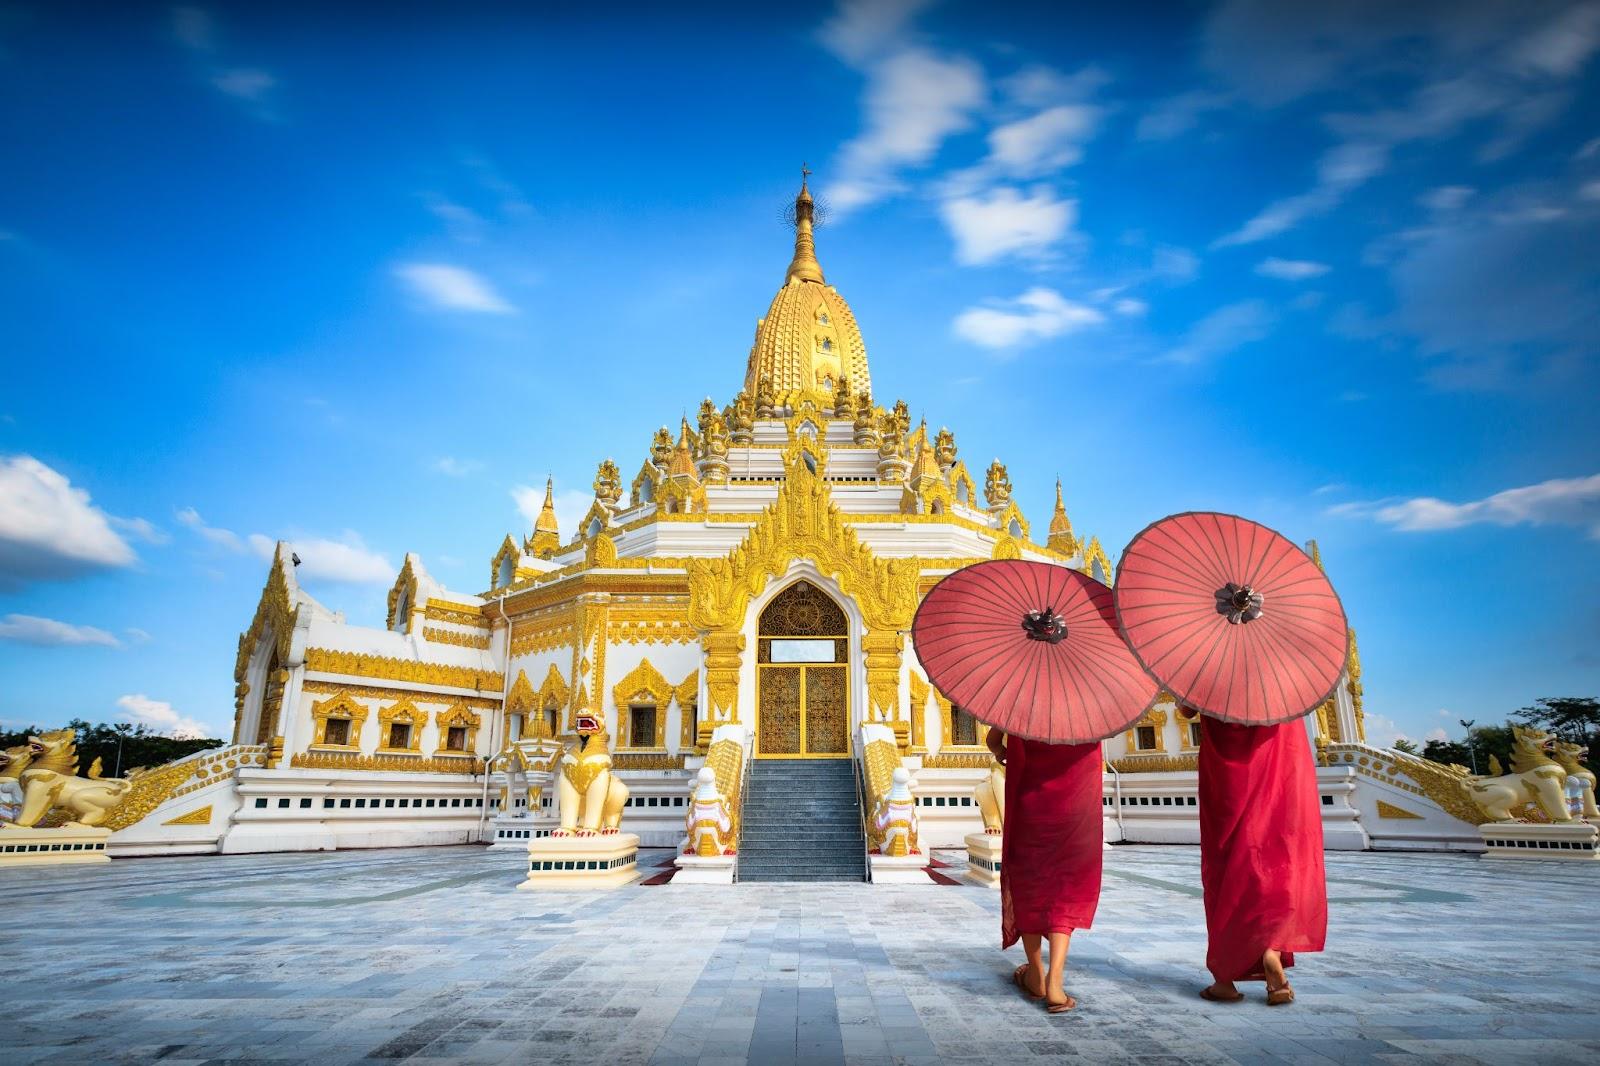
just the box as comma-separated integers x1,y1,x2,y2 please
512,484,589,542
1215,141,1388,246
125,627,153,645
211,68,275,101
940,186,1075,265
177,506,243,551
1419,185,1475,212
826,48,986,213
984,105,1099,177
0,456,137,586
115,694,215,740
1338,474,1600,538
1508,2,1600,77
818,0,932,66
0,613,120,648
952,288,1104,351
1152,245,1201,283
395,262,515,314
1579,180,1600,201
1163,300,1275,364
110,515,169,545
431,457,483,478
1112,298,1148,317
1424,727,1449,743
1136,89,1233,140
1255,257,1331,280
248,532,393,584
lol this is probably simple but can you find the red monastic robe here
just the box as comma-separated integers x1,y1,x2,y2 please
1001,735,1103,949
1198,715,1328,982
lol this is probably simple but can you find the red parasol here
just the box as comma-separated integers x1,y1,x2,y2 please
912,559,1159,744
1114,512,1348,725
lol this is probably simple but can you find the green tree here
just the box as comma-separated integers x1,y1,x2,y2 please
1392,738,1420,755
0,720,222,775
1413,724,1515,774
1514,697,1600,762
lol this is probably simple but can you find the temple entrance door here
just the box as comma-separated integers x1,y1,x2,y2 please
755,581,850,758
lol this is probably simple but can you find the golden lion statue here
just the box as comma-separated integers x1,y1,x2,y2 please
0,730,136,829
1466,726,1569,823
975,759,1005,834
1551,741,1598,820
552,713,628,837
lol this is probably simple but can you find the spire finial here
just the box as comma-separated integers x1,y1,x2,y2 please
785,166,825,285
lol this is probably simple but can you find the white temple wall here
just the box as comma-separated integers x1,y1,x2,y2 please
603,640,700,752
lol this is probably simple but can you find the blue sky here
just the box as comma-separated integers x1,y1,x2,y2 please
1,1,1597,744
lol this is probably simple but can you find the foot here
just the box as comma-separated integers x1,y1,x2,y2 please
1262,950,1293,1005
1200,982,1244,1002
1013,963,1046,1000
1045,989,1076,1013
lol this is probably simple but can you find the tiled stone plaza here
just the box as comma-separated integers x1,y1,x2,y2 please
5,844,1597,1065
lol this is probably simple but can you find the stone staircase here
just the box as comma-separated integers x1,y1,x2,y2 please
737,759,868,883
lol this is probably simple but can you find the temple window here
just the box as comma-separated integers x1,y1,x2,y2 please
1136,725,1158,751
324,718,351,747
497,557,514,588
819,312,830,326
544,704,560,737
509,713,524,741
388,722,412,750
629,703,658,748
445,725,468,752
1188,721,1203,747
950,704,980,747
433,701,481,756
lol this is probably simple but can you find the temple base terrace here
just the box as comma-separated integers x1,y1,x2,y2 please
5,844,1598,1065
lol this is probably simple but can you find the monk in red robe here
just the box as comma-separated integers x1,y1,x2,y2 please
1192,708,1327,1005
987,727,1103,1013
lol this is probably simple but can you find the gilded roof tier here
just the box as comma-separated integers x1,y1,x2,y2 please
744,175,871,404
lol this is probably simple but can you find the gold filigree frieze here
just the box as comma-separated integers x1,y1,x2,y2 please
423,626,492,650
424,601,489,627
289,751,482,774
304,648,502,692
162,805,213,826
1110,753,1198,773
300,680,500,710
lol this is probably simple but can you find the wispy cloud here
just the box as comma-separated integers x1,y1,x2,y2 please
246,532,393,584
175,506,393,583
1255,257,1331,280
211,68,275,101
176,506,243,551
1330,474,1600,539
940,186,1076,265
171,6,281,118
0,456,137,587
431,457,483,478
115,694,216,739
0,613,120,648
952,288,1104,352
395,263,516,314
1163,300,1275,364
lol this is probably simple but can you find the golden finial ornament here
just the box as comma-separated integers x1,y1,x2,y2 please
984,459,1012,510
785,165,826,286
1047,478,1078,556
529,476,561,559
934,427,957,470
593,459,622,505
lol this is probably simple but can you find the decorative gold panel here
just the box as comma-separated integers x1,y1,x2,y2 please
759,580,848,637
759,667,802,755
804,665,848,755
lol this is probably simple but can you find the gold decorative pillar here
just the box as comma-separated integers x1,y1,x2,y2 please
863,631,907,751
699,630,745,746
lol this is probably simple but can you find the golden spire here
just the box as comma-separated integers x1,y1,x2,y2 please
668,419,698,481
1047,479,1078,555
527,476,561,558
908,422,940,490
785,165,826,286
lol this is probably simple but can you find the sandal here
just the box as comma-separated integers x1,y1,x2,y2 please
1012,964,1043,1001
1266,983,1295,1006
1200,985,1245,1003
1046,994,1076,1014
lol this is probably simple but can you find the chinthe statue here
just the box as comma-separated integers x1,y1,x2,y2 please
552,712,628,836
1466,726,1570,823
0,730,136,829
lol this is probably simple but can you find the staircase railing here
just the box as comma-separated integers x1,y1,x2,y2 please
732,729,755,883
851,735,871,882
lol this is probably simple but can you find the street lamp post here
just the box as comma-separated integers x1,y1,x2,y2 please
1459,718,1478,775
112,722,132,778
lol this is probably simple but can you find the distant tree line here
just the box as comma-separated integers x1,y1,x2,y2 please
1391,697,1598,773
0,720,223,778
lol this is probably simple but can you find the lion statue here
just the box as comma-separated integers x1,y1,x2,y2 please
552,712,628,837
0,730,137,830
974,758,1005,834
0,744,29,822
1465,726,1569,823
1551,741,1598,820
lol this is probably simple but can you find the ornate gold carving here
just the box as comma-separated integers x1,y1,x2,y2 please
434,701,482,755
1346,627,1365,742
676,670,700,750
922,752,993,768
304,648,502,692
1376,800,1423,819
424,601,488,627
289,750,481,774
510,610,577,656
490,534,521,590
611,753,687,770
611,658,674,749
1080,535,1113,585
386,555,420,633
423,626,491,650
1124,705,1169,753
991,534,1021,560
301,680,499,710
377,698,426,753
163,805,213,826
310,693,369,749
1110,753,1199,773
983,460,1012,509
234,544,299,723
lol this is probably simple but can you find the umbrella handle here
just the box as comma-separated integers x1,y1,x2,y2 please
1021,608,1068,644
